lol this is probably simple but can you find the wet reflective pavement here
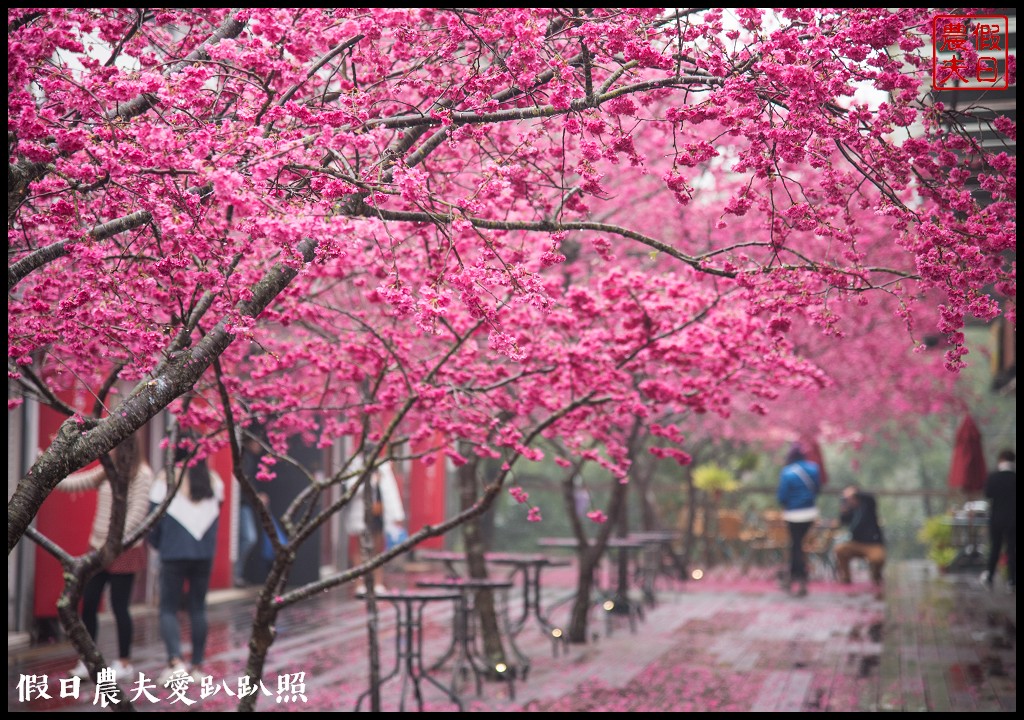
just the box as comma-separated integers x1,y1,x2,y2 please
8,559,1015,712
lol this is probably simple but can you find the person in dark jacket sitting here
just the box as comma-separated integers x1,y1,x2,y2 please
834,484,886,599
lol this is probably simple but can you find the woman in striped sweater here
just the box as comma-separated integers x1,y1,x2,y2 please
58,431,154,680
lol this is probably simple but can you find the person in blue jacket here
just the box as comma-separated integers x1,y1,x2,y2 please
148,445,224,686
776,443,822,597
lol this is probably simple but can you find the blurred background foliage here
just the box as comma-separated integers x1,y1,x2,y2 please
462,326,1014,564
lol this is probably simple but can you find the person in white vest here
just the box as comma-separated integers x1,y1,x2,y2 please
345,461,405,594
148,443,224,686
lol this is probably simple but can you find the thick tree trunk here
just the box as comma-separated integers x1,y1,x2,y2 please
566,547,600,643
457,451,510,677
237,566,285,713
615,491,630,597
679,473,697,577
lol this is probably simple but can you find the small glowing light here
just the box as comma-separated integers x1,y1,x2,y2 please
495,663,507,673
603,600,615,611
691,569,704,581
551,628,563,638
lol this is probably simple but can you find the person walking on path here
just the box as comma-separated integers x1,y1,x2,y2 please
58,431,154,681
148,445,224,685
834,484,887,599
776,443,822,597
983,448,1016,592
345,462,405,595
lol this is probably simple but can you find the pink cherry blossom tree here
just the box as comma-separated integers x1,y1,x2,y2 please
8,8,1015,709
10,5,1014,547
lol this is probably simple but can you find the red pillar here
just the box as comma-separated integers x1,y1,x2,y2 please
34,405,93,621
406,439,448,549
210,451,234,590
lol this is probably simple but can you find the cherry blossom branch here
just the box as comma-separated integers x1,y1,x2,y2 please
353,204,727,276
7,159,54,219
7,10,45,33
266,310,491,549
107,10,248,121
8,210,152,291
276,34,366,108
23,526,73,564
8,362,80,417
362,75,713,131
274,388,615,607
8,236,321,554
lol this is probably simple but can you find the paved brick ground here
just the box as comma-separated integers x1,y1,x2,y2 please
8,558,1015,712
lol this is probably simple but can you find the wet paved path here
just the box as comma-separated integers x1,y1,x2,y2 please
8,559,1015,712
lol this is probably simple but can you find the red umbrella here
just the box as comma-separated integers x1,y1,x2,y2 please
947,414,988,495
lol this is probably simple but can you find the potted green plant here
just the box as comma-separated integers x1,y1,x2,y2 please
917,515,956,572
692,462,739,502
